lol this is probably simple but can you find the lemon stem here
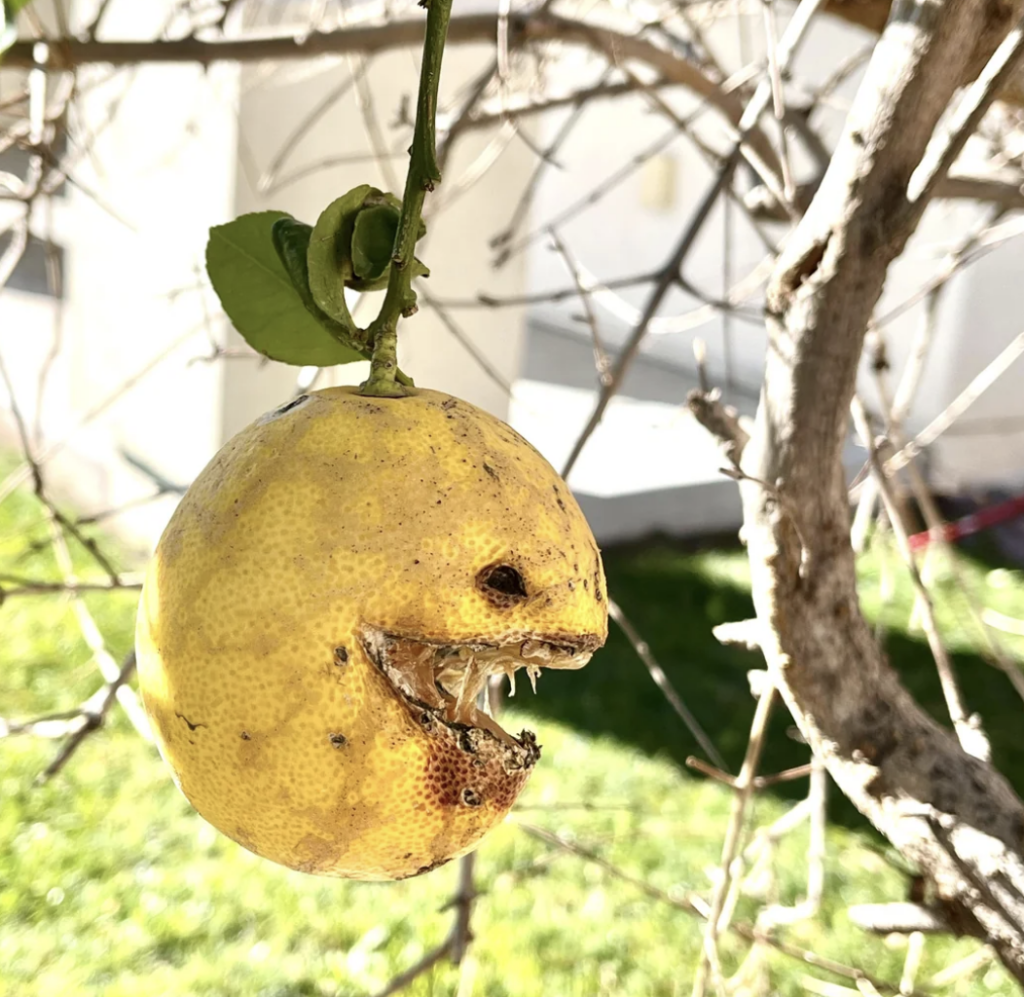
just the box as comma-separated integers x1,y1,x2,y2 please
360,0,453,398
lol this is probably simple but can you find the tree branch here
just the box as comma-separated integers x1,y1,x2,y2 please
2,13,780,173
735,0,1024,980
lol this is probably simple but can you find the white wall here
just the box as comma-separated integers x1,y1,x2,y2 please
222,44,532,438
1,0,239,552
3,9,535,552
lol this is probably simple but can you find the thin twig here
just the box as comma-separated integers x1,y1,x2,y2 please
547,228,611,386
608,599,727,770
41,511,152,744
416,288,514,397
0,345,122,583
886,330,1024,475
490,70,605,250
38,652,137,782
436,57,497,173
756,755,827,930
368,853,477,997
692,680,776,997
851,398,989,760
257,62,369,192
927,945,994,987
561,149,742,480
517,822,931,997
0,576,143,600
867,324,1024,707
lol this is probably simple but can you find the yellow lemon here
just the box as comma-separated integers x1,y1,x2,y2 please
136,387,607,880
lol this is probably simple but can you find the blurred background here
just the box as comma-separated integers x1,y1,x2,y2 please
4,0,1024,994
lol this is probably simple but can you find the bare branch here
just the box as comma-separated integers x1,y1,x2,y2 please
547,228,612,386
3,12,779,169
369,853,478,997
908,18,1024,206
848,902,952,935
886,330,1024,475
692,682,776,997
416,288,514,397
0,575,143,601
519,821,932,996
561,149,742,480
850,399,990,760
559,0,824,479
608,598,727,770
490,76,601,252
687,387,751,468
735,0,1024,978
748,170,1024,220
39,652,137,782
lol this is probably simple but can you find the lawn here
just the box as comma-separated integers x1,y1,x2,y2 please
2,459,1023,996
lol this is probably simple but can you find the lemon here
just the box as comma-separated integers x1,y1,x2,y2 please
136,387,607,880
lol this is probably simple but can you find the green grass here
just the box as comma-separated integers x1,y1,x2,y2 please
2,464,1023,996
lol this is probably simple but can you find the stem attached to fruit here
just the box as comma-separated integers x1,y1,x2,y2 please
360,0,453,398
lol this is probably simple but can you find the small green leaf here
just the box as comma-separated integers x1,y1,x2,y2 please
351,205,399,282
271,217,356,328
206,212,365,368
307,185,372,324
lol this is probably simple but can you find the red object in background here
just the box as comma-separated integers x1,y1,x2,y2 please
907,493,1024,551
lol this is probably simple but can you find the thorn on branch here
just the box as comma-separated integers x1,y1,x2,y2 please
847,902,952,935
712,618,762,651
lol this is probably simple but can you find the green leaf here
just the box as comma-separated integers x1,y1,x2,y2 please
271,217,365,351
307,185,372,323
206,212,365,368
270,218,351,325
351,204,399,282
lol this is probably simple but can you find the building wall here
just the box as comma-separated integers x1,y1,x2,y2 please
222,43,532,438
512,8,1024,522
0,0,239,552
2,11,535,553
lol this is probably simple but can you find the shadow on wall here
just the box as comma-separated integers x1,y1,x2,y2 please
522,538,1024,832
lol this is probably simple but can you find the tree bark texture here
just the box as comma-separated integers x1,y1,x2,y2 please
740,0,1024,980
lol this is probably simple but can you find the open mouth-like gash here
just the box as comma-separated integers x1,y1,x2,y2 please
361,627,596,760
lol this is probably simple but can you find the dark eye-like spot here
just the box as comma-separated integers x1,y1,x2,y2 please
461,788,482,807
477,565,528,605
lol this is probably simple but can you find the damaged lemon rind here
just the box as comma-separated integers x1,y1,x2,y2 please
360,625,597,758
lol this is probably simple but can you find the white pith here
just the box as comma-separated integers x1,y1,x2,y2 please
363,629,592,745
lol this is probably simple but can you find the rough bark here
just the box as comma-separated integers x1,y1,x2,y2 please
826,0,1024,104
740,0,1024,981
